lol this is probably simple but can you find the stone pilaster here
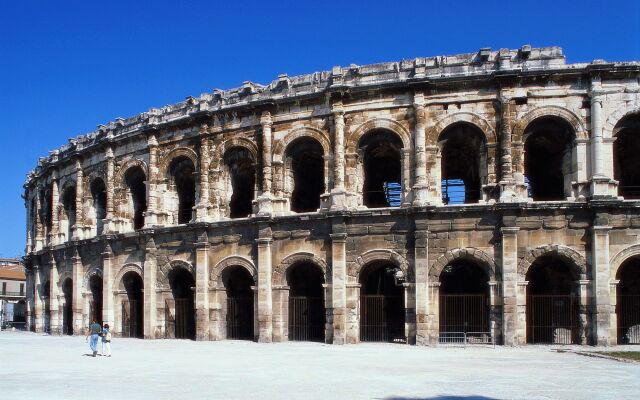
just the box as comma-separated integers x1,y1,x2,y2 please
330,102,348,210
516,281,528,344
196,126,212,222
330,232,347,344
426,282,440,344
25,267,35,331
49,257,60,335
104,146,115,233
71,248,83,334
589,85,617,197
501,226,519,345
256,234,273,342
145,133,160,227
609,280,620,344
412,93,429,206
143,236,158,339
195,231,210,340
73,159,83,240
102,242,114,329
414,228,429,345
34,265,43,332
34,189,44,251
50,172,59,246
591,225,612,345
257,112,273,215
578,279,591,344
401,148,412,206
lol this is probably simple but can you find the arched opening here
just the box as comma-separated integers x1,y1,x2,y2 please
90,178,107,235
42,280,51,333
359,262,405,343
613,114,640,199
29,198,37,250
222,266,254,340
439,260,490,342
168,156,196,224
287,262,325,342
359,130,403,208
88,275,103,325
14,299,26,323
224,147,256,218
62,278,73,335
167,268,195,340
439,123,485,204
285,137,324,212
524,117,574,201
61,186,76,241
616,257,640,344
40,187,53,237
526,256,579,344
122,271,144,338
124,167,147,230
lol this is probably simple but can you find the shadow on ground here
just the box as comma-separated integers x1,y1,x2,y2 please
384,396,498,400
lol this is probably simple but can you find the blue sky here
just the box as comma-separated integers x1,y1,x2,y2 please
0,0,638,257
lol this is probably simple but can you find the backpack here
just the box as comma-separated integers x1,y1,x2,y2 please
105,331,112,341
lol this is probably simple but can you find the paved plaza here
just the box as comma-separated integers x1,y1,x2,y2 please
1,331,639,400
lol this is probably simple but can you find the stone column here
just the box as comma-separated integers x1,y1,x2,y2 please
102,242,114,329
195,231,210,340
405,282,417,344
104,146,115,233
25,268,35,331
401,149,412,206
34,265,43,332
501,226,519,345
578,279,591,344
71,248,84,334
414,228,429,345
73,159,83,240
34,189,44,251
50,172,59,246
330,233,347,344
143,237,158,339
413,93,429,206
257,112,273,215
591,225,612,345
426,146,442,205
145,133,160,227
426,282,440,344
589,88,616,197
498,96,523,202
330,102,347,210
609,280,620,344
196,127,211,222
256,236,273,342
49,257,60,335
516,281,528,344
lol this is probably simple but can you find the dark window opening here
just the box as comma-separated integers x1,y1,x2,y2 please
223,266,254,340
122,271,144,338
287,138,324,213
20,283,24,296
360,130,403,208
62,279,73,335
287,262,325,342
89,275,103,324
61,186,76,240
616,257,640,344
359,262,405,343
439,123,484,204
439,260,490,336
524,117,574,201
613,114,640,199
90,178,107,235
124,167,147,230
224,148,255,218
526,256,578,344
169,157,196,224
42,280,51,332
169,268,195,340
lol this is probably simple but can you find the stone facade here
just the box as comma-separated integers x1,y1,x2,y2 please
23,46,640,345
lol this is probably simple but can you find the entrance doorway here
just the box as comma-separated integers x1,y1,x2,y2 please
122,271,144,338
287,262,325,342
359,262,405,343
223,266,254,340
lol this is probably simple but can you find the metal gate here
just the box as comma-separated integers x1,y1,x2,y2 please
527,295,578,344
227,297,253,340
164,300,175,339
122,300,141,338
62,303,73,335
360,295,405,343
175,298,193,339
289,296,324,342
439,294,489,342
618,295,640,344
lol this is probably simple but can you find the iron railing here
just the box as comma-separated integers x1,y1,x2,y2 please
438,331,495,347
227,297,253,340
360,295,405,343
289,296,324,342
439,294,489,335
618,295,640,344
527,294,578,344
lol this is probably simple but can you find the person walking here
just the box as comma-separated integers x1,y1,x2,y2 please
101,323,112,357
85,319,101,357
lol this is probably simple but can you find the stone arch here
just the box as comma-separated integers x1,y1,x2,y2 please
348,249,410,281
59,177,77,195
221,138,259,162
429,248,497,281
610,244,640,280
512,105,587,143
517,244,587,280
346,117,412,153
159,147,199,179
114,263,144,291
115,159,148,189
58,270,72,290
273,252,328,287
429,112,497,145
82,265,103,291
210,256,257,288
272,127,331,163
603,103,640,139
157,259,195,288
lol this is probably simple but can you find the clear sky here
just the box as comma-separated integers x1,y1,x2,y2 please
0,0,638,258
